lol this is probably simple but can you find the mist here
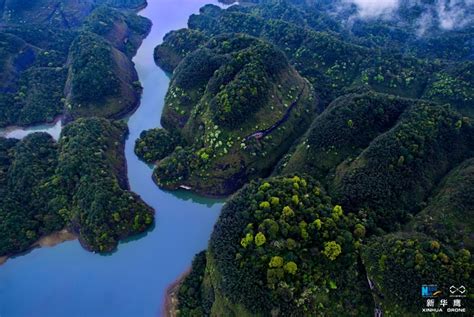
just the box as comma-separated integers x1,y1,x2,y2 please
347,0,399,18
346,0,474,32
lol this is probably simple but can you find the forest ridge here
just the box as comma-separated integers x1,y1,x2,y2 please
0,0,473,316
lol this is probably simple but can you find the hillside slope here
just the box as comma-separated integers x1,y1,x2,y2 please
140,34,316,196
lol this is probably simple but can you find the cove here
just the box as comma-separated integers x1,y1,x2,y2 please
0,116,63,141
0,1,227,316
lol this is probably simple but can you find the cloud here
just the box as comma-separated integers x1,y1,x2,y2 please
344,0,473,31
415,10,434,36
346,0,400,18
436,0,474,30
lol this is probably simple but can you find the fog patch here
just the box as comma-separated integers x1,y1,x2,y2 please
346,0,400,18
345,0,473,32
436,0,474,30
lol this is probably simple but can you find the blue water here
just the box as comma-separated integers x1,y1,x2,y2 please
0,1,228,316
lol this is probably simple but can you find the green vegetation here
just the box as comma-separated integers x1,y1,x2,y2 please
172,176,375,315
0,63,67,127
54,118,154,252
362,233,472,316
0,134,63,256
2,1,473,315
83,6,152,58
161,3,472,113
203,176,373,316
66,29,143,119
154,29,208,73
142,34,315,195
169,2,473,316
280,94,473,233
334,103,473,232
150,1,472,187
0,119,154,256
0,2,150,127
98,0,147,9
280,92,413,181
423,62,474,117
406,158,474,250
176,251,210,316
359,158,474,315
68,32,120,105
135,128,183,163
0,31,69,127
0,1,154,257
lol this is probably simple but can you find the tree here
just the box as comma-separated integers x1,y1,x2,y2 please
354,224,366,239
259,219,279,239
323,241,342,261
284,261,297,274
255,232,267,246
270,196,280,206
241,233,253,248
259,201,270,209
269,256,284,268
283,206,294,218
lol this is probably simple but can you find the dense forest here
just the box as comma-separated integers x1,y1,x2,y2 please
0,0,155,258
206,176,374,316
0,0,472,315
0,119,153,256
147,1,474,316
0,0,150,127
0,134,63,255
137,34,316,195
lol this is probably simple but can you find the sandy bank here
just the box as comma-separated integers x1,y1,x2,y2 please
0,229,77,267
163,268,191,317
33,229,77,248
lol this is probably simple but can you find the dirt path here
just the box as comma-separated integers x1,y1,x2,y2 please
245,83,307,141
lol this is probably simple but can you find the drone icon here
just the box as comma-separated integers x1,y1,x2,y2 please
449,285,466,294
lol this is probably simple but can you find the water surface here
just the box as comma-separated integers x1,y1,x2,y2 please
0,1,226,316
0,117,63,141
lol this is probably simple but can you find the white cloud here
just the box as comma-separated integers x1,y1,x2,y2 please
436,0,474,30
345,0,473,31
347,0,400,18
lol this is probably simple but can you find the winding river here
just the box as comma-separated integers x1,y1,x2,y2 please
0,1,227,316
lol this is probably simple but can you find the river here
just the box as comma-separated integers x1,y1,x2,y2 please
0,1,227,316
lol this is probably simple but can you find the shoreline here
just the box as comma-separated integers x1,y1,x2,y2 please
162,268,191,317
151,171,232,200
0,229,77,267
0,114,64,137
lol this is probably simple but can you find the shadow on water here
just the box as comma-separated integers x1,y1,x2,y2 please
163,189,227,206
100,222,157,257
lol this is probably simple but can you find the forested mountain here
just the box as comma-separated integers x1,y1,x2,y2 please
0,0,150,127
138,34,316,195
0,0,155,258
145,1,474,316
0,119,153,256
0,0,472,314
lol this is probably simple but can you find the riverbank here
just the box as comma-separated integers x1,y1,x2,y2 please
0,2,225,316
0,229,77,266
0,115,63,140
163,268,190,317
